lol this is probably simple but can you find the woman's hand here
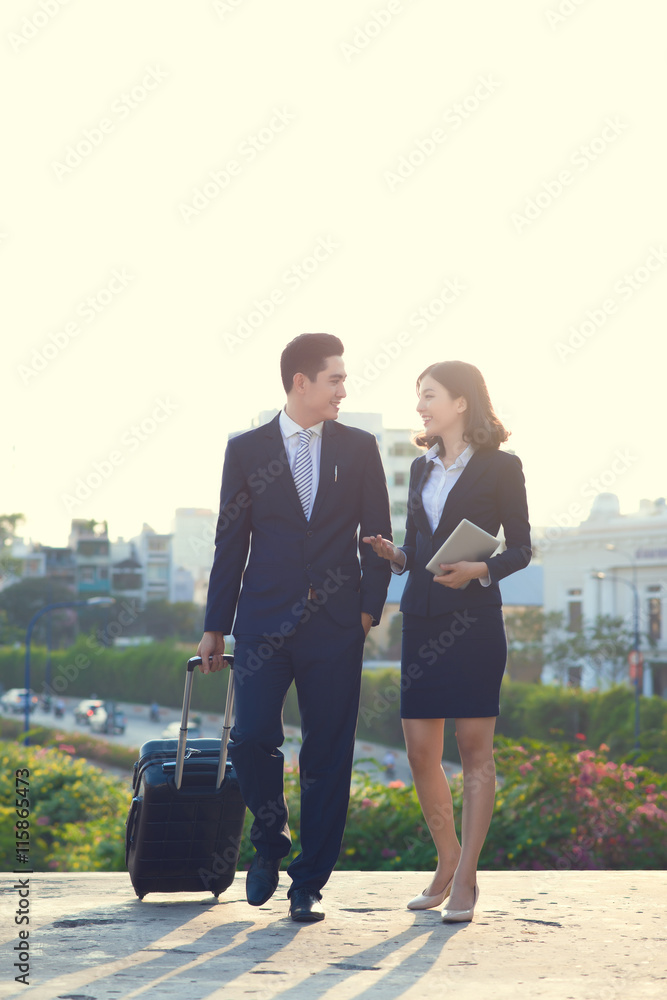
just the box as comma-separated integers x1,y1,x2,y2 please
362,533,403,566
433,560,488,589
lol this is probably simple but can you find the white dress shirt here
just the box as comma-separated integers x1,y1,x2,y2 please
279,408,324,520
392,442,491,586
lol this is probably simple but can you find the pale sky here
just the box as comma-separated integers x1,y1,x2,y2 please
2,1,665,549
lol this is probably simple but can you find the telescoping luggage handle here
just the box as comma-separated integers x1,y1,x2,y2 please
174,655,234,791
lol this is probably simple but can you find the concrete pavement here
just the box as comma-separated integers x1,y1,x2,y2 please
1,871,665,998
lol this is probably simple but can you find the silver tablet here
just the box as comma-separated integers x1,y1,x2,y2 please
425,518,501,586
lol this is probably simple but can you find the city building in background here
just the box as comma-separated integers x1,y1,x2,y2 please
68,519,111,596
130,524,172,605
171,507,218,606
3,443,665,703
541,493,667,695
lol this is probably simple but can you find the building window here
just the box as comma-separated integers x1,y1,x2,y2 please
394,472,406,486
99,568,109,580
648,598,662,640
147,564,169,581
391,501,408,517
148,538,169,553
389,442,419,457
80,567,94,583
78,540,109,557
652,662,667,699
567,601,583,632
113,572,142,591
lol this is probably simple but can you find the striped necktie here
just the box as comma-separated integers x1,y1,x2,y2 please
293,428,313,518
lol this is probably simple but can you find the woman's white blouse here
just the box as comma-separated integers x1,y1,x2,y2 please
391,442,491,586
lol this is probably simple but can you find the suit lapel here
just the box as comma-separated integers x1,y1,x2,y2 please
432,448,491,539
309,420,338,523
409,457,434,537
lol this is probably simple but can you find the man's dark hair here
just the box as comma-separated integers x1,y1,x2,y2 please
280,333,344,394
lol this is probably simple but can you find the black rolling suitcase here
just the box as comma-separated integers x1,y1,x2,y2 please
126,655,246,899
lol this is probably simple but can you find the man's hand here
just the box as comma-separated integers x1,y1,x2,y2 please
196,631,227,673
433,560,487,589
361,612,373,637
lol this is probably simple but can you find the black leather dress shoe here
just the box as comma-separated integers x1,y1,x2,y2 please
246,854,281,906
288,887,325,922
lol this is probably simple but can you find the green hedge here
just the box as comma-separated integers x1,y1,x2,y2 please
3,643,667,771
495,681,667,772
0,640,231,714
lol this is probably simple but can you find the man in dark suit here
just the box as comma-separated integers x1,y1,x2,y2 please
197,333,392,922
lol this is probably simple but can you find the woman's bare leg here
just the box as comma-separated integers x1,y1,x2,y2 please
446,716,497,911
402,718,461,894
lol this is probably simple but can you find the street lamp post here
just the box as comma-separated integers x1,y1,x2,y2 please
605,543,639,620
593,572,641,751
23,597,115,745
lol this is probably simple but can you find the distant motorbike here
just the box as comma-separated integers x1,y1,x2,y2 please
54,700,65,719
40,695,52,713
149,703,160,723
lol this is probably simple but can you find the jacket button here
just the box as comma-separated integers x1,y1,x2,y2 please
306,530,313,537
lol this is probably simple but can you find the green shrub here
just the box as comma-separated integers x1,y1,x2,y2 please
230,738,667,873
0,741,127,872
3,735,666,874
488,737,667,870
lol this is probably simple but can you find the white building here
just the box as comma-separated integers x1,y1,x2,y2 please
131,524,172,605
171,508,218,606
540,493,667,696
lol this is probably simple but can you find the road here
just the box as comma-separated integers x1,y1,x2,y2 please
16,699,461,787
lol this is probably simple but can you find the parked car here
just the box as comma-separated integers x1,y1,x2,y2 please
0,688,38,714
89,702,126,735
73,699,104,724
161,716,202,740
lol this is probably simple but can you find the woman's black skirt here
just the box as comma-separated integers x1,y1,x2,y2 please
400,604,508,718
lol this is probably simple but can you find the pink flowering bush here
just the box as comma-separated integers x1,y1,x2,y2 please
487,737,667,870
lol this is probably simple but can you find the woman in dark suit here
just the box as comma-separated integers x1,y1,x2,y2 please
364,360,531,922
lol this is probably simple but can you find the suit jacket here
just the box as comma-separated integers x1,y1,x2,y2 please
204,413,393,636
398,447,531,616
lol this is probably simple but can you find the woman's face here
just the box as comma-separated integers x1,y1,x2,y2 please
416,374,466,437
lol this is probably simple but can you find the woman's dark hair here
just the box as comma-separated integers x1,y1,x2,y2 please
414,360,510,451
280,333,344,394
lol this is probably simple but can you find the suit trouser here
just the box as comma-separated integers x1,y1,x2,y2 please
228,607,365,895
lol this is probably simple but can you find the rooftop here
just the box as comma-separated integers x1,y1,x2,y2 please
2,870,664,998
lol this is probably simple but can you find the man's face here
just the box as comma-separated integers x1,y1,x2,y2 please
302,355,347,421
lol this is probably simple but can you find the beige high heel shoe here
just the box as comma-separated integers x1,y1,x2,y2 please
407,876,454,911
441,883,479,923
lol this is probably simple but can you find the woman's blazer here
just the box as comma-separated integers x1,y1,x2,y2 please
398,447,531,617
